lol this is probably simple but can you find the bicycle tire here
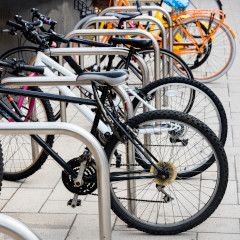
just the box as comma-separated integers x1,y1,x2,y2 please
188,0,223,10
135,48,194,81
2,87,55,181
173,16,236,82
132,77,227,146
0,46,63,121
105,110,228,234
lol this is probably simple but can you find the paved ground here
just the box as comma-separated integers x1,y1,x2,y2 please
1,0,240,239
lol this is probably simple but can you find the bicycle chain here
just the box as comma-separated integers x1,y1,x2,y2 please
92,163,170,203
89,192,168,203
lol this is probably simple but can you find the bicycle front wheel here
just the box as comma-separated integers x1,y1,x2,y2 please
1,88,55,181
173,17,236,82
105,110,228,234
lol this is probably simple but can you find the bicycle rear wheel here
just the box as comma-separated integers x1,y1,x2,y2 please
105,110,228,234
132,77,228,146
134,48,194,83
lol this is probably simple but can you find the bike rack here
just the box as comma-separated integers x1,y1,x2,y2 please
99,5,173,52
0,214,39,240
44,47,148,121
2,74,137,215
64,29,161,80
45,47,149,87
0,122,112,240
79,16,167,78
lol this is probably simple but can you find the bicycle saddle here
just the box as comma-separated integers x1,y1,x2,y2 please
77,70,128,86
106,12,141,21
111,37,152,49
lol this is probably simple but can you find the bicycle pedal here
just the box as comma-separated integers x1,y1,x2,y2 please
67,199,81,208
67,194,81,208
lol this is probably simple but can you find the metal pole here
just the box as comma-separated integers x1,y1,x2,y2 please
80,16,166,79
99,5,173,52
0,122,112,240
98,5,174,74
30,104,40,162
63,29,160,81
114,85,136,213
0,214,39,240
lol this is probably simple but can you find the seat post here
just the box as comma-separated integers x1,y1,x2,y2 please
124,46,135,69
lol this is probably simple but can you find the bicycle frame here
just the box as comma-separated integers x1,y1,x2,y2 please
23,48,161,127
1,75,180,176
103,1,235,57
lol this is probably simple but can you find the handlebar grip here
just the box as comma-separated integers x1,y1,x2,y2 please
19,64,44,74
6,20,23,30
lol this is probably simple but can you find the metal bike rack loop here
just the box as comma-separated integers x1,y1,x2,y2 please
99,5,173,52
46,47,149,87
2,73,137,217
99,5,174,73
80,16,167,78
0,214,39,240
64,29,161,80
63,29,162,119
0,122,112,240
46,47,148,122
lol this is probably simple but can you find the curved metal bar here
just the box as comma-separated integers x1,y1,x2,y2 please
45,47,149,86
64,29,160,80
0,214,39,240
99,5,173,52
0,122,112,240
80,16,166,78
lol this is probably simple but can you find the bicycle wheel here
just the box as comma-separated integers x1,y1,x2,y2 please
1,87,55,181
0,46,63,121
130,48,194,83
105,110,228,234
173,17,236,82
132,77,227,145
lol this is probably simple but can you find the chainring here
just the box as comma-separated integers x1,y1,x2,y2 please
62,156,97,195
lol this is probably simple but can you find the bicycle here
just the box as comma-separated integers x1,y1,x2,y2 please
0,59,229,234
82,0,235,82
0,14,228,181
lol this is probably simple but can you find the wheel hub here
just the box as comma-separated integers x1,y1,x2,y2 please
150,161,177,186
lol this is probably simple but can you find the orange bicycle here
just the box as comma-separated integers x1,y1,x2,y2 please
81,0,236,82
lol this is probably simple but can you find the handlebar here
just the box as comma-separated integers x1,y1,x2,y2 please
31,8,57,29
7,11,68,47
6,20,23,31
14,15,43,28
0,60,44,74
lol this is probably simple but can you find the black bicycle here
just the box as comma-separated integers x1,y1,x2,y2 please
0,53,228,235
